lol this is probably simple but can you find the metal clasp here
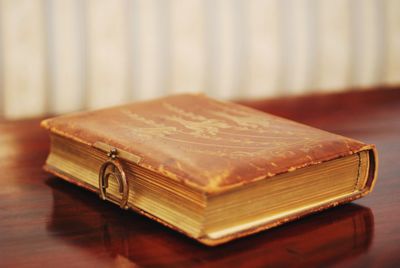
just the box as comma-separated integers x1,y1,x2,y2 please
98,148,129,209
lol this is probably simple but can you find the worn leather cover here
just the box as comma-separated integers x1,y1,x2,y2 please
41,93,377,194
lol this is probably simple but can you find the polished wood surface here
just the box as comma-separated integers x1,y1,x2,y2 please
1,88,400,267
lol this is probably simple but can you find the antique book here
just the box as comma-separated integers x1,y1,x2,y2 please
41,94,378,246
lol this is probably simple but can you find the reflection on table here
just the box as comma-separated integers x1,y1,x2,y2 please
46,177,374,267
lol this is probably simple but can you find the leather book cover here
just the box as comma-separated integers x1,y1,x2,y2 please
41,94,378,245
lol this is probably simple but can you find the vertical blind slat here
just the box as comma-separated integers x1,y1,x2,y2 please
384,0,400,85
86,0,129,109
133,0,169,100
169,0,207,94
244,0,281,98
1,0,47,118
211,0,242,98
282,0,314,94
47,0,84,114
315,0,352,91
351,0,382,87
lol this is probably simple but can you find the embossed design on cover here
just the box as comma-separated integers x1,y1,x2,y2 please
41,94,371,191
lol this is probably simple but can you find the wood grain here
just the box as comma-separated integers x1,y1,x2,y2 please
1,88,400,267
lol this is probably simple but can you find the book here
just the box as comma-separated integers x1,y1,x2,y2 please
41,94,378,246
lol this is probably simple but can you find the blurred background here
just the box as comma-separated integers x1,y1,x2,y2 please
0,0,399,119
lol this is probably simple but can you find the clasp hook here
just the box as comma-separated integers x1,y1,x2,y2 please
98,148,129,209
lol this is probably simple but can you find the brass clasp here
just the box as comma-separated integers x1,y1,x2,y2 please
98,148,129,209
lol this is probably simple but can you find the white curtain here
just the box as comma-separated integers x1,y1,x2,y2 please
0,0,399,119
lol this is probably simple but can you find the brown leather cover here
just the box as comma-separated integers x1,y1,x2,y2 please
41,93,376,194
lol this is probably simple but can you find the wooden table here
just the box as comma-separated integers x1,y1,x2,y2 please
1,88,400,267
